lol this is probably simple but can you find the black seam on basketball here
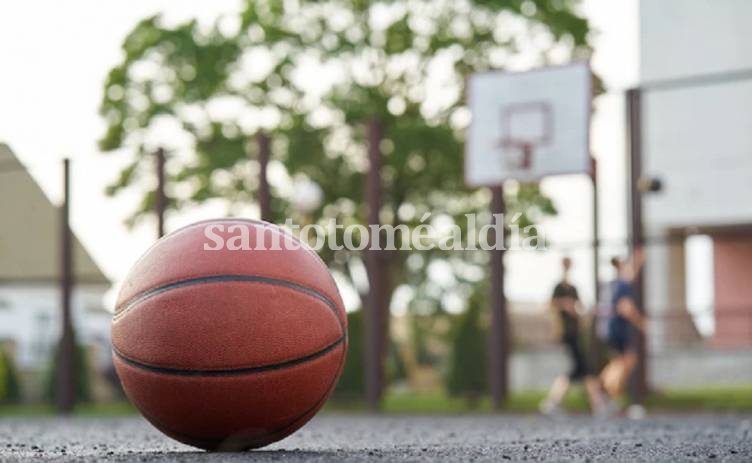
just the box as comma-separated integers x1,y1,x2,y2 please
113,274,345,331
113,336,345,377
131,340,347,450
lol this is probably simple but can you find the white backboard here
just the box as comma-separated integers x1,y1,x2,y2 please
465,63,591,186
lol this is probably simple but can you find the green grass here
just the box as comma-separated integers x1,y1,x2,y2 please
379,389,579,414
331,385,752,414
2,386,751,417
646,386,752,412
325,388,593,414
0,403,57,417
0,401,136,417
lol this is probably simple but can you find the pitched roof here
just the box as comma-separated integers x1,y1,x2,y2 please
0,143,110,286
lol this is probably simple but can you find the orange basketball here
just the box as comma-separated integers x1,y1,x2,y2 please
112,219,347,451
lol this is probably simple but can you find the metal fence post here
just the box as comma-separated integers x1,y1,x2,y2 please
365,118,387,410
627,87,648,400
57,158,76,414
155,148,167,238
488,186,508,408
257,132,272,222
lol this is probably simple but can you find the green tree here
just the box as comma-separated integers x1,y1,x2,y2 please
100,0,587,312
333,310,407,402
446,290,487,405
0,349,21,404
44,342,92,404
333,311,365,400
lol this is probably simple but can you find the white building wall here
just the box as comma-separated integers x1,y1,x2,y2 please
640,0,752,82
0,284,111,370
640,0,752,229
639,0,752,346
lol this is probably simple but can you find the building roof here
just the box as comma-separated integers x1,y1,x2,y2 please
0,143,110,286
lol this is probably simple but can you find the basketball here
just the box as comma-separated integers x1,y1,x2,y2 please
111,219,347,451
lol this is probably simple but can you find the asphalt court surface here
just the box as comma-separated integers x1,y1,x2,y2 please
1,414,750,461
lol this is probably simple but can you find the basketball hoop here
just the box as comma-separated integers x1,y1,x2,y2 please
494,101,553,172
497,138,535,171
465,62,591,185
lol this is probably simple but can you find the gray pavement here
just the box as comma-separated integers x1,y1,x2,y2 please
1,414,751,462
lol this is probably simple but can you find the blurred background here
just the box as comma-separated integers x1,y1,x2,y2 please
0,0,750,414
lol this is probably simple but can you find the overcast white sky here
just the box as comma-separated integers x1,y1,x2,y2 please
0,0,640,309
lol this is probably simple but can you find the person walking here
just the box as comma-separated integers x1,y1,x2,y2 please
540,257,606,416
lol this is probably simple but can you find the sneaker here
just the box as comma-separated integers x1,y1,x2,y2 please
594,398,620,419
626,404,647,420
539,399,564,416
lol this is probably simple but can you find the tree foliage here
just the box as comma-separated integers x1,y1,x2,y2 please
99,0,591,314
0,349,20,404
333,311,365,400
446,290,487,403
44,342,92,404
333,311,407,401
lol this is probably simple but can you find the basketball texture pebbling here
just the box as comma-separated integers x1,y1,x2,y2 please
111,219,347,451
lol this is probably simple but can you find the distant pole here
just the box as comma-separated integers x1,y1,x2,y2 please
155,148,167,238
626,87,648,400
589,156,606,371
257,132,272,222
591,156,600,304
365,118,387,410
57,158,76,414
488,186,508,408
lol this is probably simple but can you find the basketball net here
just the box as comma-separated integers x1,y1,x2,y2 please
498,139,534,171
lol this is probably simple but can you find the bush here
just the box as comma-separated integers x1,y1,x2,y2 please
332,309,406,402
332,311,365,400
385,337,407,386
44,341,92,404
446,292,487,405
0,349,21,403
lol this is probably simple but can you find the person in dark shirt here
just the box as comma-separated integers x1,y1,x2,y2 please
540,257,606,415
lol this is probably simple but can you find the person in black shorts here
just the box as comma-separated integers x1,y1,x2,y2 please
540,257,605,415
